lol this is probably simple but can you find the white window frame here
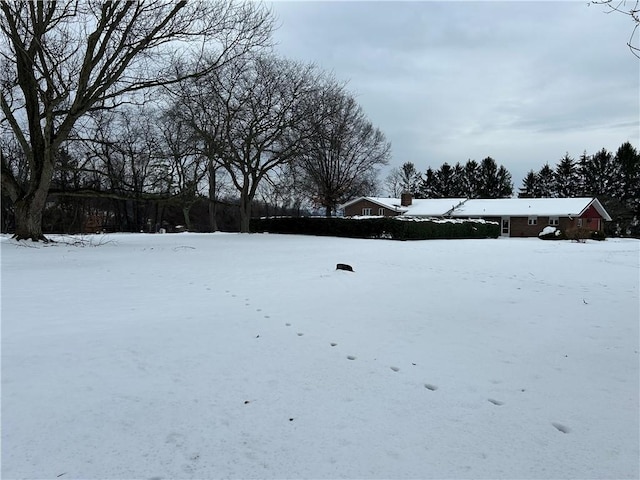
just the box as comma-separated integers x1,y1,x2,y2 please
362,208,372,216
378,207,384,216
577,218,583,227
528,216,538,226
549,216,559,226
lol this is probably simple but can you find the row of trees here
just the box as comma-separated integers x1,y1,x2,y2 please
386,157,514,199
1,1,390,239
518,143,639,200
518,142,639,234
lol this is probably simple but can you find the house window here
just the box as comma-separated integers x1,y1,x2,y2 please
362,208,372,216
528,216,537,226
549,216,559,226
378,208,384,216
577,218,583,227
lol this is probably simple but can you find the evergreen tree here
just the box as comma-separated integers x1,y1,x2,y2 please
496,165,514,198
435,163,457,197
452,162,466,197
615,142,640,203
478,157,513,198
418,167,438,198
536,163,556,197
518,170,539,198
463,159,481,198
554,153,581,197
580,148,619,197
612,141,640,235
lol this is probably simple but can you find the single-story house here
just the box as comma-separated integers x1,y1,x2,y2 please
340,194,611,237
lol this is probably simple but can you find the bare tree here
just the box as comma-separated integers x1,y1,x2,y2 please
385,162,420,197
295,86,391,216
0,0,273,240
591,0,640,58
80,107,165,231
177,54,321,232
155,108,209,231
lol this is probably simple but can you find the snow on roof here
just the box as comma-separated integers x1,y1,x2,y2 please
453,198,611,220
341,197,408,212
341,196,612,221
403,198,467,216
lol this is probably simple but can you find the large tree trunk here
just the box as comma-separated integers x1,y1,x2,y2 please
208,199,218,232
239,193,252,233
182,205,192,231
208,161,218,232
12,157,54,242
14,193,49,242
325,204,332,217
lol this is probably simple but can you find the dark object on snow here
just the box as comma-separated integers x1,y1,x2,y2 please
336,263,354,272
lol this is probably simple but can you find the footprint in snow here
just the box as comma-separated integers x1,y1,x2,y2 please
552,422,570,433
297,332,304,336
330,343,337,347
488,398,504,406
390,366,400,372
424,384,438,391
347,355,356,360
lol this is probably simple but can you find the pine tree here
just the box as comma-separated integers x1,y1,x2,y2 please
418,167,439,198
463,159,481,198
536,163,556,197
435,163,457,197
554,153,581,197
478,157,513,198
615,142,640,203
452,162,466,197
518,170,539,198
581,148,619,197
496,165,514,198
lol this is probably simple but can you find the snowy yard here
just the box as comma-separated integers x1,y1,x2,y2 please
1,233,638,479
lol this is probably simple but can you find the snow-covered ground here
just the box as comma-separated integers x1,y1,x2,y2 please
2,233,638,479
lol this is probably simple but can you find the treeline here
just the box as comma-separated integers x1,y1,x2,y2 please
518,143,638,199
386,157,514,199
0,2,389,239
518,143,639,236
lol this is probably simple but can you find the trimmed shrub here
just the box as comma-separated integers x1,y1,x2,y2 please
590,230,607,241
250,216,500,240
538,227,567,240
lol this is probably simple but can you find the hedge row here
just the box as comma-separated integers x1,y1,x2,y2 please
250,216,500,240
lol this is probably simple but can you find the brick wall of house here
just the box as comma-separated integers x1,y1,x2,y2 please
344,200,400,217
509,216,602,237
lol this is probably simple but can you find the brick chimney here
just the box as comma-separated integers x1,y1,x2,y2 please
401,193,413,206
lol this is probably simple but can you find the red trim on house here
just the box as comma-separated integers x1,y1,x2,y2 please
580,205,601,219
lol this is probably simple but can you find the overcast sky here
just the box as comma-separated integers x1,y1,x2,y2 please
268,0,639,193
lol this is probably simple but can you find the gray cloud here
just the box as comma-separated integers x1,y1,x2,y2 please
270,1,639,189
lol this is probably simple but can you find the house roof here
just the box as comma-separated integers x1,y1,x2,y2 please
405,198,467,216
341,196,612,221
341,197,408,213
452,198,612,221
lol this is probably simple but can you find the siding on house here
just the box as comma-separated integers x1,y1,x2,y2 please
343,199,401,217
